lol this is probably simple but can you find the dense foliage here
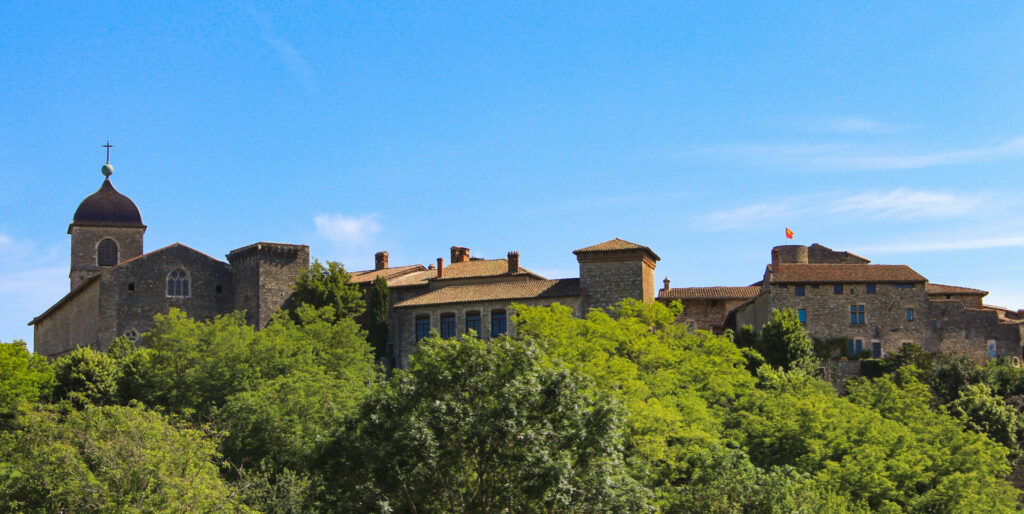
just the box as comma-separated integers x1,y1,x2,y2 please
2,298,1022,512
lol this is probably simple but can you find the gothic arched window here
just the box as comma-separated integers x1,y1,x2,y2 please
97,238,119,267
166,269,190,298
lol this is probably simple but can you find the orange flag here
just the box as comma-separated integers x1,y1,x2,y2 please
785,227,794,239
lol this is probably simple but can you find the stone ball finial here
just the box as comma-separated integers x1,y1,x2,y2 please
101,162,114,177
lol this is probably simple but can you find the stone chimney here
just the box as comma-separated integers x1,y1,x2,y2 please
507,251,519,274
436,257,444,278
451,246,470,263
375,251,389,270
662,277,670,292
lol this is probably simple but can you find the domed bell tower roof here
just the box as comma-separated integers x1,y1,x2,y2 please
67,158,145,234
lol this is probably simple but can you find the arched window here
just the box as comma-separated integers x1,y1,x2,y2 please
97,238,119,267
166,269,190,298
124,329,140,342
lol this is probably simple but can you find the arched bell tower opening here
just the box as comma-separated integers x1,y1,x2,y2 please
68,147,146,289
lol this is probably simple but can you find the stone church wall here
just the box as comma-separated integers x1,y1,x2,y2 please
33,279,100,357
99,245,234,350
579,259,648,312
228,244,309,328
69,226,144,289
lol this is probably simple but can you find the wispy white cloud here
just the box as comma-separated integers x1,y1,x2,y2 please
251,11,317,93
702,188,985,230
692,136,1024,172
800,117,898,134
858,236,1024,254
314,213,380,247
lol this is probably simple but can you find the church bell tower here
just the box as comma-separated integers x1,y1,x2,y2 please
67,143,146,289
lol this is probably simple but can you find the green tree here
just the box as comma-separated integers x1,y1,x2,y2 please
948,383,1023,455
51,345,122,408
752,308,816,371
291,259,365,321
0,340,52,424
0,404,247,512
367,275,389,361
324,334,648,512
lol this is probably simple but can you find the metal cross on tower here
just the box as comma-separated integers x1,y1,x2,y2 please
103,140,114,163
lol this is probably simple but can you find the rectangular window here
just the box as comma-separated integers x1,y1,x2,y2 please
866,284,876,294
906,309,914,321
847,338,864,356
988,340,997,359
798,309,807,323
465,311,481,336
491,310,507,337
850,304,865,324
931,320,937,329
440,313,456,339
872,342,882,359
415,316,431,342
795,285,805,297
833,284,843,294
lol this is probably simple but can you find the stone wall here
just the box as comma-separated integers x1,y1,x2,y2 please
736,282,931,358
33,279,101,357
668,298,750,333
69,226,144,289
579,259,648,312
393,296,581,368
228,243,309,328
99,245,234,351
819,359,863,393
926,301,1023,362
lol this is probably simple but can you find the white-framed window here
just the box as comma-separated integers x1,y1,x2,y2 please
166,269,191,298
850,304,865,325
97,238,119,267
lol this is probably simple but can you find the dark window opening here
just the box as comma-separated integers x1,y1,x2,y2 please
415,316,430,342
906,309,914,321
491,310,507,337
216,285,223,294
167,270,190,298
872,342,882,359
97,238,118,267
127,282,135,292
833,284,843,294
850,304,865,325
465,311,481,335
440,313,456,339
795,285,805,296
866,284,876,294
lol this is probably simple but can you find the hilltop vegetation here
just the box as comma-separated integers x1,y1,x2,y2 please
1,273,1022,511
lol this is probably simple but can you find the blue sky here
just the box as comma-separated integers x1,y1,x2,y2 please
3,2,1024,351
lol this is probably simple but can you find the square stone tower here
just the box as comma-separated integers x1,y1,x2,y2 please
574,238,660,312
227,242,310,328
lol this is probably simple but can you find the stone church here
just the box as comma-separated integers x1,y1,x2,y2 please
30,160,309,358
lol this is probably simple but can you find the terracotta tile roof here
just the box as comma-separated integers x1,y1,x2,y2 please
394,278,581,308
767,263,926,284
573,238,660,260
433,259,544,281
349,264,426,284
925,283,988,296
659,286,761,301
387,269,435,288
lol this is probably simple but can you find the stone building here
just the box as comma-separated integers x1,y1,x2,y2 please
656,281,761,333
728,244,1024,363
347,239,660,367
30,161,309,358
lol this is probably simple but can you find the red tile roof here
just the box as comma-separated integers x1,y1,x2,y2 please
349,264,426,284
433,259,543,281
573,238,661,260
767,263,926,284
659,286,761,301
925,283,988,296
394,278,581,308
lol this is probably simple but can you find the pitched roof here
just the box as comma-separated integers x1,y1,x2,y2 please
573,238,660,260
434,259,543,281
659,286,762,301
394,278,581,308
925,283,988,296
387,269,436,288
349,264,426,284
767,263,926,284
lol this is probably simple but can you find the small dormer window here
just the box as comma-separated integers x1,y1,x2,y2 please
167,269,190,298
97,238,119,267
